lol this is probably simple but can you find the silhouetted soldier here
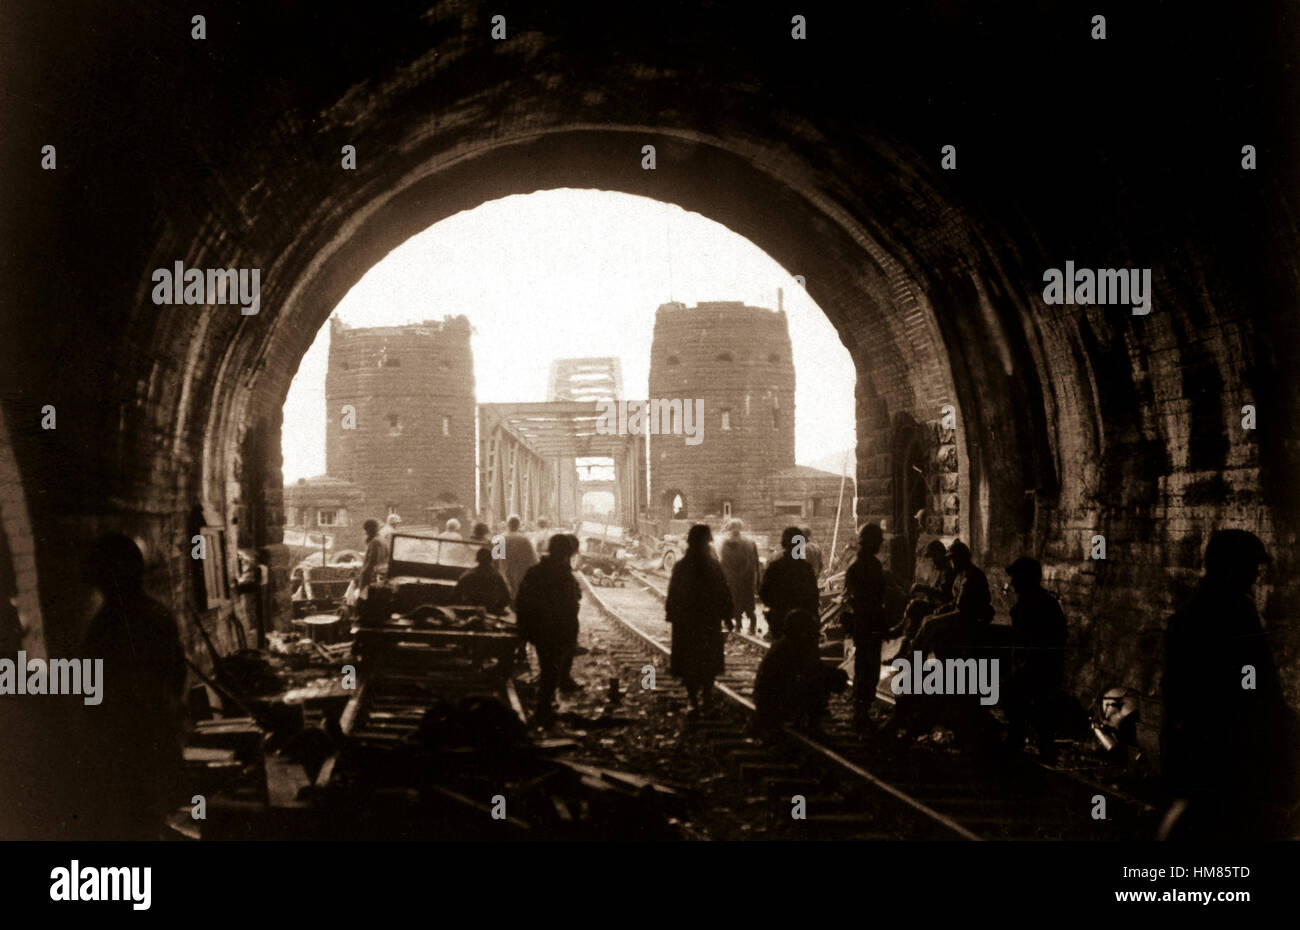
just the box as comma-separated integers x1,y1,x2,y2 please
754,608,848,735
514,533,582,726
357,518,388,591
899,540,992,660
532,516,553,555
235,546,272,642
470,521,491,543
887,540,952,643
718,518,760,633
879,540,993,746
79,534,187,839
442,517,463,539
552,533,585,693
377,512,401,542
453,548,513,615
913,538,954,603
1004,557,1066,765
800,526,824,579
844,524,887,731
1159,530,1297,840
665,524,733,714
498,514,539,602
759,526,820,640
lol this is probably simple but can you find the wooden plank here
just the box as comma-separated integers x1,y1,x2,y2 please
338,681,368,736
313,754,338,788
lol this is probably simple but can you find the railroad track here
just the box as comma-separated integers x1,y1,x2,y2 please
578,565,1160,841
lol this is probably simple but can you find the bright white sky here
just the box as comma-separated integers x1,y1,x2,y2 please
281,189,856,481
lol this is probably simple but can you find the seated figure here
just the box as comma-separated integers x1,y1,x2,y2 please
754,608,848,734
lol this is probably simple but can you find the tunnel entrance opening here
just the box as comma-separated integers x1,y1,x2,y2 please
232,126,977,636
79,123,1025,688
278,188,859,611
202,122,986,631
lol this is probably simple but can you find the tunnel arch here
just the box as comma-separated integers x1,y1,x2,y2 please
110,121,1214,697
149,111,1292,704
5,0,1294,713
195,127,1008,564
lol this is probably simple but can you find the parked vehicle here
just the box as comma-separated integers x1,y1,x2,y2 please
290,561,359,618
656,522,755,572
578,536,629,583
291,549,363,570
348,531,519,671
657,534,687,571
380,532,488,616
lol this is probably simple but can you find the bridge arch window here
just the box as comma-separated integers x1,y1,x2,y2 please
662,489,688,519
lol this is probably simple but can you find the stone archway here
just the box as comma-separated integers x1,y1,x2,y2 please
3,0,1295,713
659,488,689,522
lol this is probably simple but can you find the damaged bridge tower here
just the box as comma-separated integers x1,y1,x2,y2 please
325,316,476,526
648,301,796,530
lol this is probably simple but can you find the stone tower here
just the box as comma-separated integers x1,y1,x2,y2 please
324,316,476,525
647,301,795,523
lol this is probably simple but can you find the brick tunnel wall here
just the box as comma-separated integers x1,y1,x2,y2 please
1,0,1296,730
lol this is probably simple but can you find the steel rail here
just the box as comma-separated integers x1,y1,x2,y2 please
579,570,980,841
